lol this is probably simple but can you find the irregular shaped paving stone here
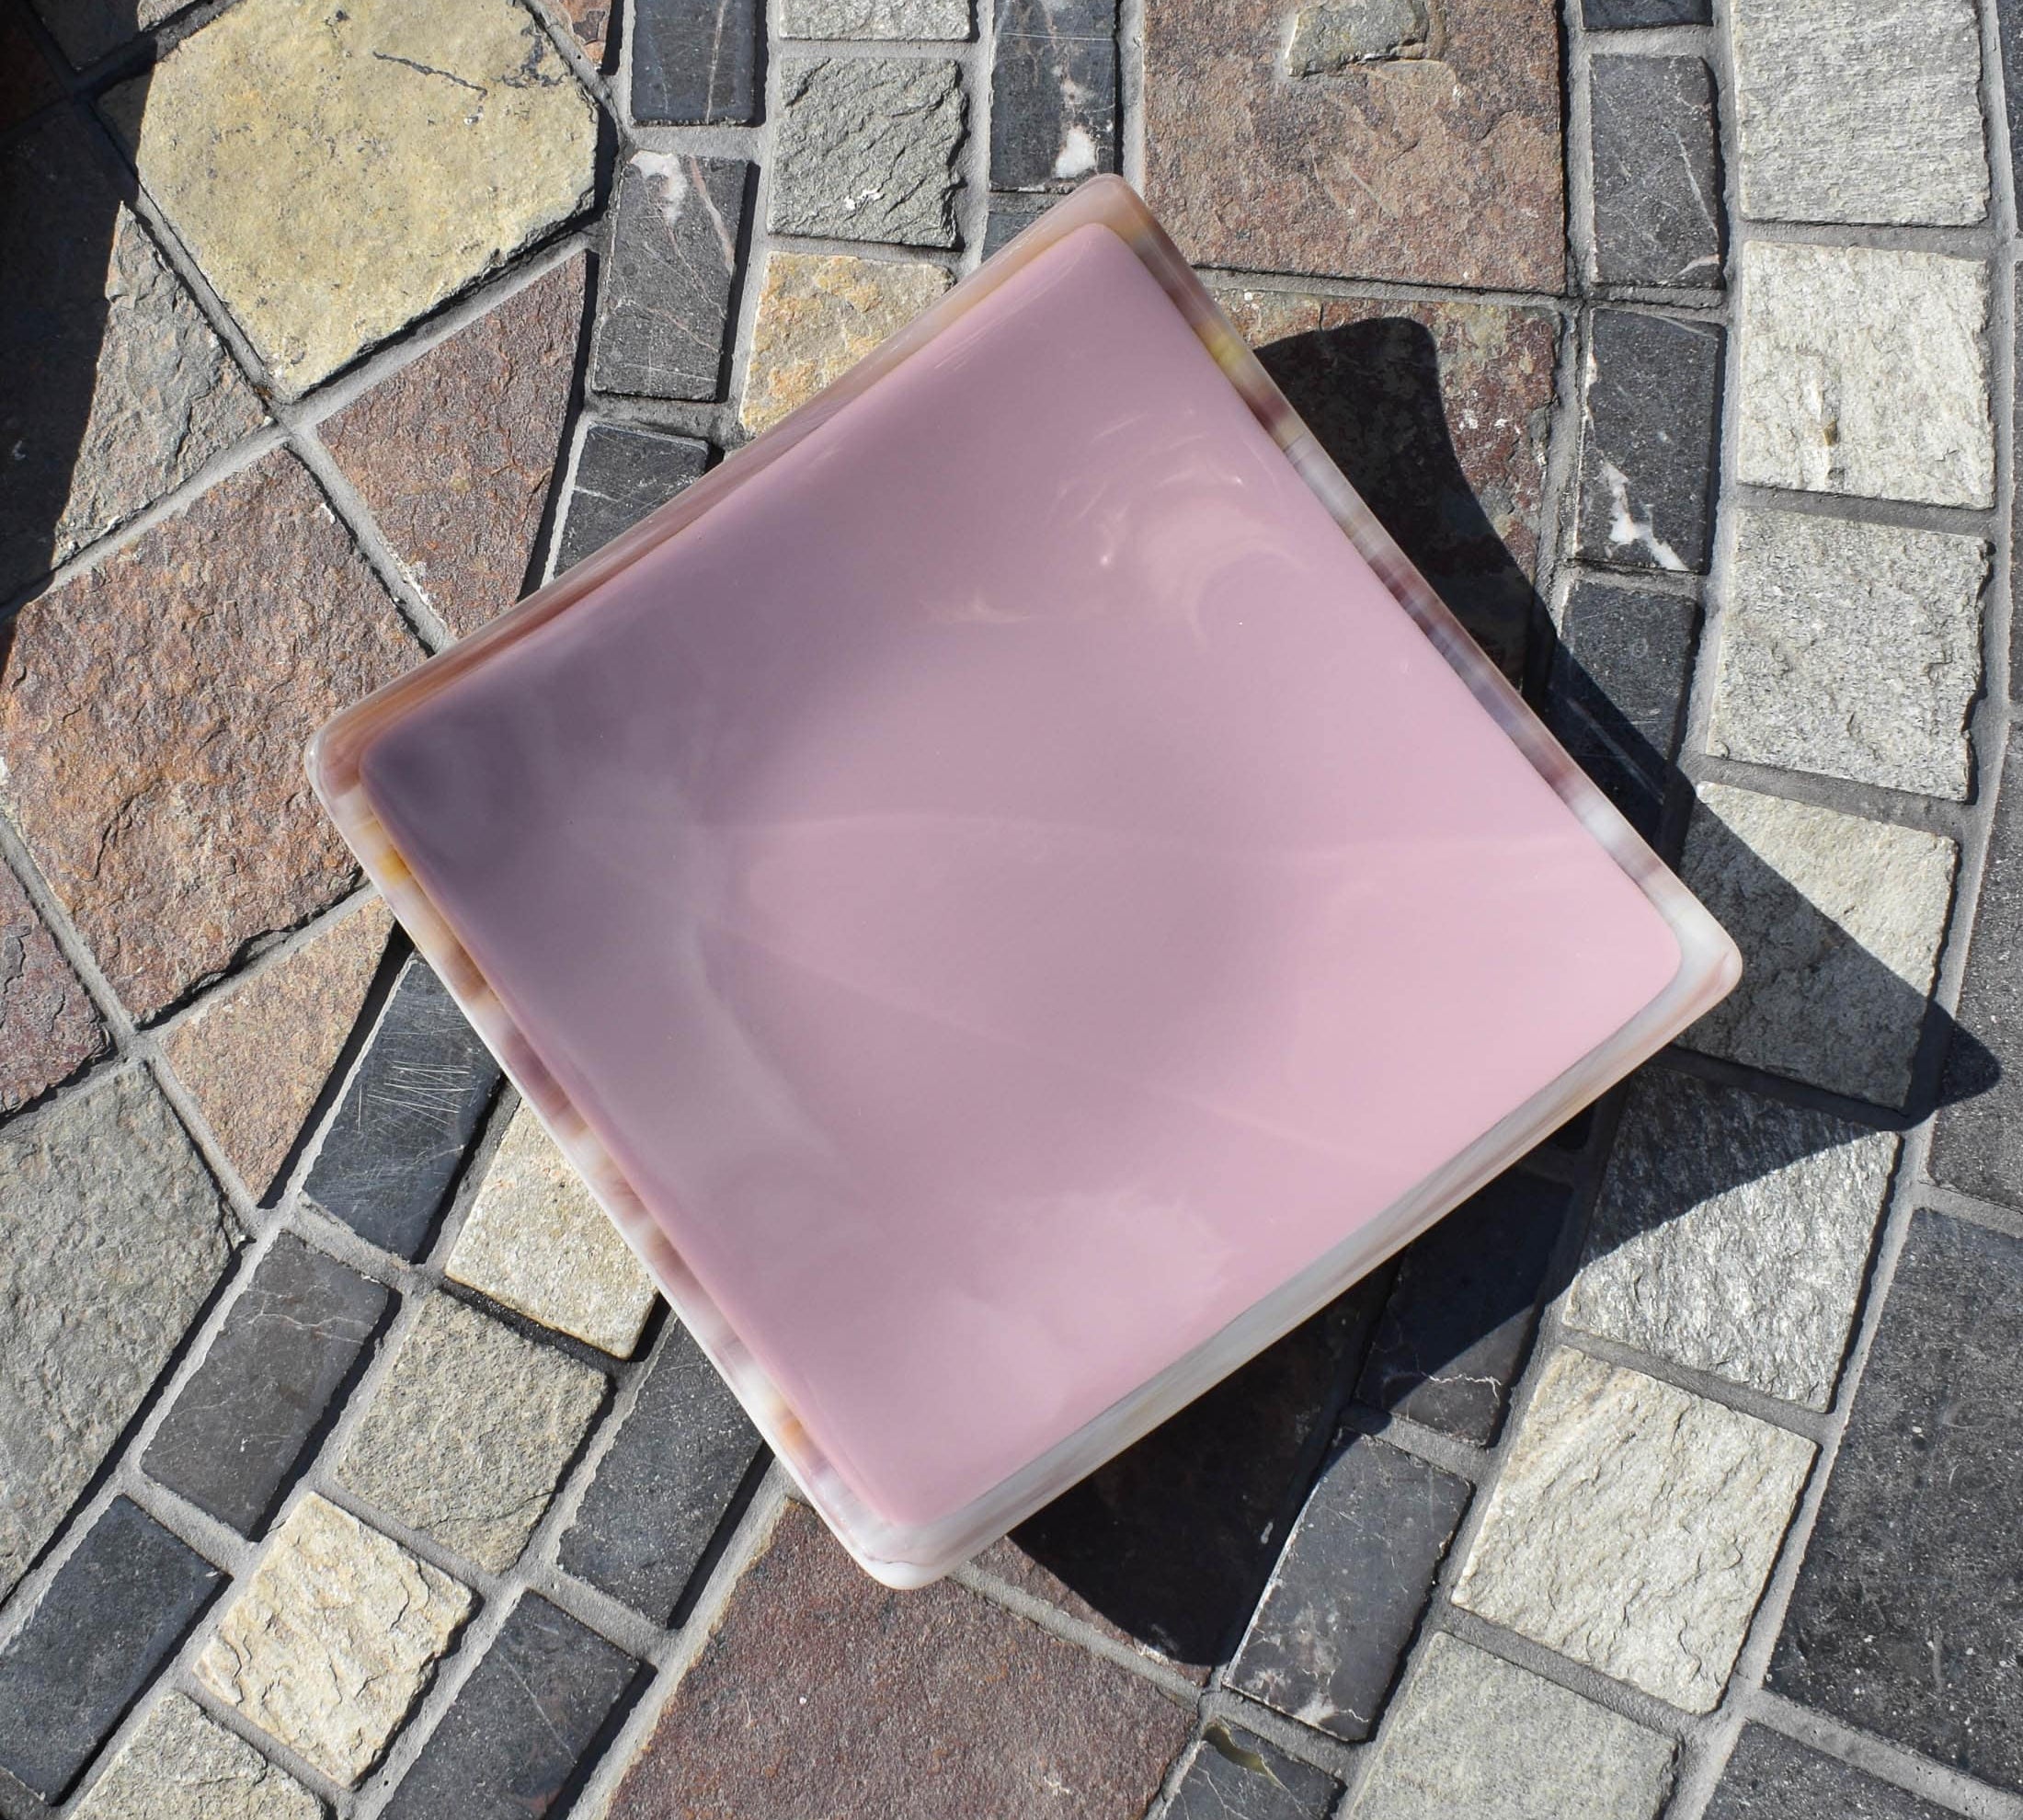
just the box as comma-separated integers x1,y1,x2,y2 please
0,856,107,1115
195,1494,473,1787
632,0,759,122
1736,243,1993,509
554,423,710,571
0,1070,234,1597
321,258,587,640
1566,1069,1896,1408
1731,0,1986,227
606,1501,1192,1818
590,155,748,403
1590,57,1721,288
781,0,969,32
72,1691,324,1820
1165,1725,1340,1820
0,1496,223,1800
29,0,189,63
770,57,966,247
0,449,419,1021
1349,1631,1675,1820
109,0,596,396
990,0,1117,190
1706,1723,1954,1820
1708,508,1986,801
161,900,394,1198
144,1233,390,1536
1453,1348,1814,1712
1680,784,1957,1108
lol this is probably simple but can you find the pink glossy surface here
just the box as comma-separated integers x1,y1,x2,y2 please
357,223,1681,1528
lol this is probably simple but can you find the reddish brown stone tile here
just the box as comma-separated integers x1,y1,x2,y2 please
162,899,394,1196
0,859,107,1114
608,1503,1192,1820
545,0,610,66
0,450,420,1021
1146,0,1564,292
321,258,587,642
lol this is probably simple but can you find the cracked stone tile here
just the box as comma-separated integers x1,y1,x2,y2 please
1706,1724,1954,1820
0,857,107,1116
1591,56,1722,288
1165,1725,1340,1820
554,423,710,571
990,0,1117,190
781,0,969,32
632,0,759,122
73,1692,324,1820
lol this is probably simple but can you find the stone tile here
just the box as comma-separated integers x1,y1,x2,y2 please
1166,1725,1340,1820
336,1293,605,1572
1583,0,1708,29
1933,743,2023,1205
196,1494,473,1787
28,0,187,67
143,1234,390,1536
0,1071,234,1597
1146,0,1563,292
1566,1070,1896,1408
1349,1632,1675,1820
111,0,596,398
771,57,966,248
0,3,61,124
1736,243,1993,509
1577,312,1721,575
0,857,107,1115
1680,785,1957,1108
782,0,969,32
984,189,1054,256
381,1594,637,1820
0,449,419,1021
1454,1349,1813,1711
740,250,951,434
607,1501,1191,1818
632,0,758,122
991,0,1116,190
545,0,610,66
321,258,587,641
1356,1173,1568,1444
0,1497,223,1800
1732,0,1985,228
2004,3,2023,212
447,1101,657,1355
561,1322,763,1620
1230,1436,1469,1739
1591,58,1721,288
554,424,710,571
161,901,393,1198
590,155,748,404
302,956,502,1259
74,1692,324,1820
1706,1724,1953,1820
1708,508,1986,800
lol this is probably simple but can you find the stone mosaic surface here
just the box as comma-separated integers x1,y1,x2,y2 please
72,1693,323,1820
771,56,967,246
0,857,106,1115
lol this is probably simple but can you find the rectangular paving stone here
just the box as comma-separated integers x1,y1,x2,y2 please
984,189,1054,256
632,0,759,122
1350,1632,1675,1820
607,1501,1192,1819
336,1293,605,1573
591,155,748,404
1583,0,1708,23
0,1071,234,1598
0,855,107,1115
1355,1172,1568,1444
302,955,502,1259
1591,58,1721,288
1576,310,1722,573
991,0,1117,190
1165,1725,1340,1820
1737,243,1993,509
771,57,966,247
381,1594,638,1820
1454,1348,1814,1712
1566,1070,1896,1408
0,1496,223,1800
781,0,969,32
1680,784,1956,1109
1771,1211,2023,1789
1709,508,1985,801
560,1321,764,1620
1230,1435,1469,1739
144,1233,390,1536
73,1691,324,1820
1732,0,1986,227
1706,1724,1955,1820
555,424,710,572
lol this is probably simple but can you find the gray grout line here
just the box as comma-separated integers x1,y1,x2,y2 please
950,1563,1206,1703
1746,1692,2023,1820
1564,0,1597,291
1730,478,2002,544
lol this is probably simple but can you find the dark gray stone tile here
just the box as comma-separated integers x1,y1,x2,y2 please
143,1234,388,1536
302,956,502,1260
382,1593,638,1820
591,155,748,403
631,0,758,122
771,57,967,247
983,189,1054,257
990,0,1117,191
1585,0,1709,23
560,1322,764,1621
556,425,710,572
1576,310,1723,576
1770,1210,2023,1791
1229,1436,1470,1741
1708,1725,1953,1820
0,1497,222,1799
1593,56,1722,289
2002,2,2023,212
1166,1724,1340,1820
1356,1173,1570,1445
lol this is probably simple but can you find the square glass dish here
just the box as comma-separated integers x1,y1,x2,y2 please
308,177,1739,1587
